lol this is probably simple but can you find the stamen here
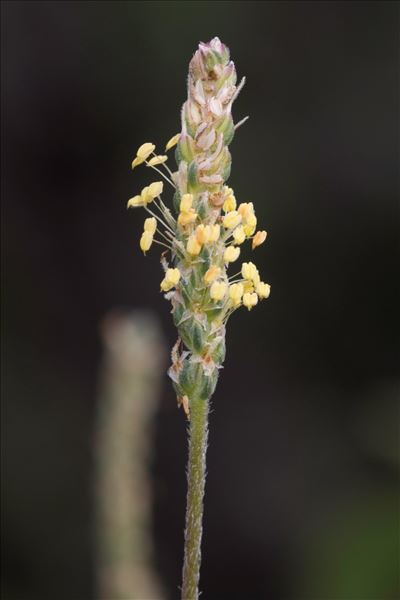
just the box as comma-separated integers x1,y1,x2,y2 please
234,115,249,130
144,206,175,234
145,160,175,188
152,238,173,251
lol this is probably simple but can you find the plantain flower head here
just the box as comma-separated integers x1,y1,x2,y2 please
126,37,270,415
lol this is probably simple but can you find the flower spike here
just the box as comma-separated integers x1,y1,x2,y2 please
125,37,271,600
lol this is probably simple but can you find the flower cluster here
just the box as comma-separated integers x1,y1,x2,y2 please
127,37,270,414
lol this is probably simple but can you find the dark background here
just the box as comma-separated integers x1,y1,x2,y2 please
2,1,399,599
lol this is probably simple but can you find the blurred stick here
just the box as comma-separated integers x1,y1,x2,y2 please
95,310,165,600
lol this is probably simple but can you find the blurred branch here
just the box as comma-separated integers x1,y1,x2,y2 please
95,310,166,600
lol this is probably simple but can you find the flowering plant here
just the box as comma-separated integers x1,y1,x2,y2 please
127,37,270,599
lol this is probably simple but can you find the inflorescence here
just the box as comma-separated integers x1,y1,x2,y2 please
127,37,270,417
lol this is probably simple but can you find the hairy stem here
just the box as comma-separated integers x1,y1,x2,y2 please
181,397,209,600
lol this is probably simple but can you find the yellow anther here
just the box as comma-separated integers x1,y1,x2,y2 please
223,194,236,213
147,155,168,166
180,193,193,213
131,156,145,169
210,280,227,301
187,235,202,256
160,267,181,291
195,224,211,245
178,210,197,226
167,268,181,285
229,282,244,306
160,279,171,292
252,230,267,249
165,133,180,151
140,186,150,204
132,143,155,168
204,266,221,285
223,186,234,197
222,210,242,229
256,282,271,299
209,224,220,242
241,261,258,281
129,183,163,207
148,181,163,198
238,202,254,220
127,195,142,208
246,213,257,228
243,280,254,294
244,214,257,237
178,194,197,226
243,292,258,310
144,217,157,234
137,142,155,159
140,230,153,253
224,245,240,263
232,225,246,245
252,270,261,286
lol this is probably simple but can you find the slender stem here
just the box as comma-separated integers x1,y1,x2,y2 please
155,228,174,244
234,115,249,130
152,239,172,251
144,206,175,234
154,198,177,229
145,161,175,187
181,397,209,600
228,270,241,280
159,199,177,227
149,150,175,180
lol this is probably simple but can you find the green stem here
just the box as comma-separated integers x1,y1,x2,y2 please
181,396,209,600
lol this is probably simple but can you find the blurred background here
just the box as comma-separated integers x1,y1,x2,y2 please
2,1,399,599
